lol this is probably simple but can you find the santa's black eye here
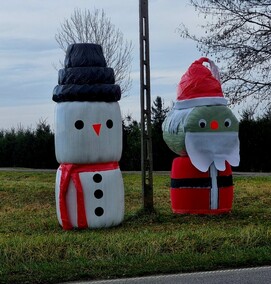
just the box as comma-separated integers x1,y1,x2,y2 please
106,119,113,129
75,120,84,130
199,119,207,128
224,118,231,128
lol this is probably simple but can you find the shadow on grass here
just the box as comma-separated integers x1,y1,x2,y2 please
124,204,271,230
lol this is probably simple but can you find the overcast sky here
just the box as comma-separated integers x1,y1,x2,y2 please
0,0,207,130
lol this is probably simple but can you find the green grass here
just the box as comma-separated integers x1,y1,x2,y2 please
1,171,271,283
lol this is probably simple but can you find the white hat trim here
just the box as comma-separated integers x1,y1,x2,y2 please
174,97,227,110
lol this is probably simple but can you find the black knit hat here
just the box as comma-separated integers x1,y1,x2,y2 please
52,43,121,102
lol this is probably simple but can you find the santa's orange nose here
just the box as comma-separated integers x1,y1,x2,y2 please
92,123,102,136
210,120,219,130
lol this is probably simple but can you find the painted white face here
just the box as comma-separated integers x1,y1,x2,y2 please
184,105,240,172
55,101,122,164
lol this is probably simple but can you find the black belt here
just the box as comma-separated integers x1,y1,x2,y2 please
171,175,233,188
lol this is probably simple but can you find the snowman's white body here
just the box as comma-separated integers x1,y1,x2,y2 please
55,167,124,228
54,101,124,229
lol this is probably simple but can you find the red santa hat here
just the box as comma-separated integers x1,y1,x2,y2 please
174,57,227,109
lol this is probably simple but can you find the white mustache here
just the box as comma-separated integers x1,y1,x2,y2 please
185,132,240,172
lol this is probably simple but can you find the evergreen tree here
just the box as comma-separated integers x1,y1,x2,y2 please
0,120,57,169
151,96,176,170
120,116,141,170
151,96,169,130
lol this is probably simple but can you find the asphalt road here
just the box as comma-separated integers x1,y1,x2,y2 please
63,266,271,284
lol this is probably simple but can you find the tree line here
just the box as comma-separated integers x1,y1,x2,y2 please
0,120,57,169
238,108,271,172
0,97,271,172
0,97,175,170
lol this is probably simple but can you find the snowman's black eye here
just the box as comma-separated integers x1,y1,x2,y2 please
106,119,113,129
75,120,84,130
199,119,207,128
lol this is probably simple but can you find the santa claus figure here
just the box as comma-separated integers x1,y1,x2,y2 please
52,43,124,229
163,57,240,214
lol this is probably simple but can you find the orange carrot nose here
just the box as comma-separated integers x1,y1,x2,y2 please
210,120,219,130
92,123,102,136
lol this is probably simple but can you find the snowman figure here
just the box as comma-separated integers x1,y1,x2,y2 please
52,43,124,229
163,57,240,214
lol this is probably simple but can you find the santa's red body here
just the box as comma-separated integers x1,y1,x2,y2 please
170,156,233,214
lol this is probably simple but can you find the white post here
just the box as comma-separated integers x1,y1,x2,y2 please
210,162,218,209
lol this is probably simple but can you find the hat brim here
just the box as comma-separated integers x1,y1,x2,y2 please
174,97,227,110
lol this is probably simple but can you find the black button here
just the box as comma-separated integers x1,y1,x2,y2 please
93,174,102,183
95,207,104,216
94,189,103,199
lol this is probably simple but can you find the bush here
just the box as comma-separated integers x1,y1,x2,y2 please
0,120,58,169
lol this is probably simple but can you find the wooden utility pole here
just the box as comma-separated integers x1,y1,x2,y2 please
139,0,153,211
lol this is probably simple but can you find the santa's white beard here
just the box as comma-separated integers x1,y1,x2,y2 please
185,132,240,172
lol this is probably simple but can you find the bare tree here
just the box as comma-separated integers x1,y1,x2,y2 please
178,0,271,109
55,8,133,94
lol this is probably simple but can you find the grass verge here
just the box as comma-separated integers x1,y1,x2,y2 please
0,171,271,283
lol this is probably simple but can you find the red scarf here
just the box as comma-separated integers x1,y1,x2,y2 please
59,162,119,230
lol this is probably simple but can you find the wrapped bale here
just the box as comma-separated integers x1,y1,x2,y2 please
162,58,240,214
52,43,124,229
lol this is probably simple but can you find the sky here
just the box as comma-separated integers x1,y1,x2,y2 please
0,0,209,130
